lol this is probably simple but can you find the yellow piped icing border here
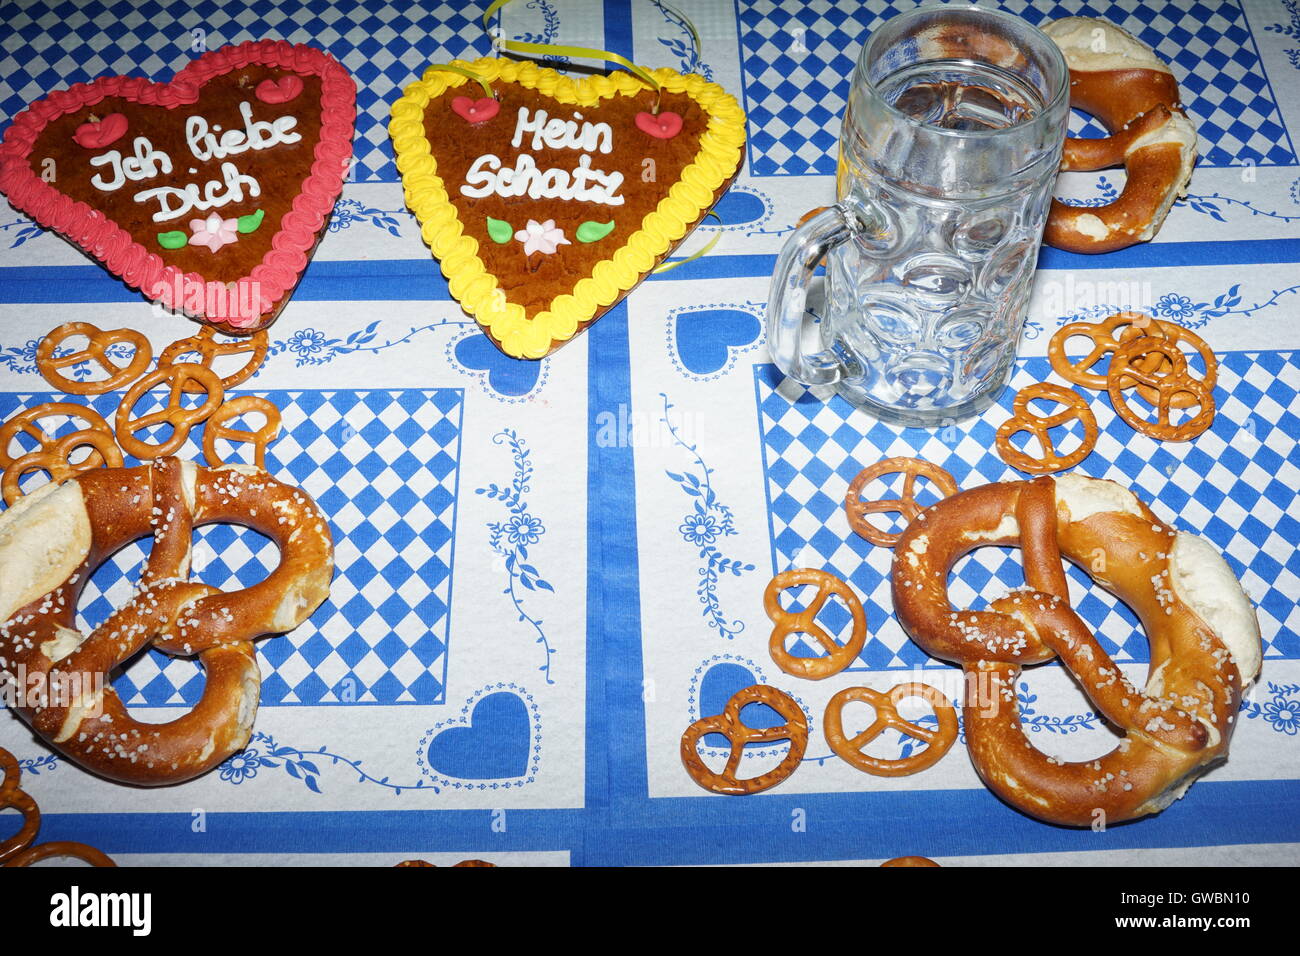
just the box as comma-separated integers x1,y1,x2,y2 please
389,57,746,359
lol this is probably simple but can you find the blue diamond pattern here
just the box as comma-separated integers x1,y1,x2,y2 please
738,0,1295,176
754,350,1300,669
1,387,464,706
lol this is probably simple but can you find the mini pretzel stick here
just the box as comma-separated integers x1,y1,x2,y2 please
995,383,1098,474
680,684,808,795
823,683,957,777
1047,311,1167,391
202,396,283,469
2,428,122,505
115,363,225,459
159,327,270,392
845,457,958,547
764,568,867,680
35,321,152,394
1107,339,1215,441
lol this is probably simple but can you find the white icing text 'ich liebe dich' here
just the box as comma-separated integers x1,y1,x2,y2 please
89,101,301,223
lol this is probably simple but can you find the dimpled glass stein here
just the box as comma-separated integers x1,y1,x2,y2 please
766,6,1069,427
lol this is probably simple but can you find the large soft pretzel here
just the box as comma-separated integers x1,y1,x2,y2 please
0,458,333,785
1043,17,1198,254
892,474,1260,826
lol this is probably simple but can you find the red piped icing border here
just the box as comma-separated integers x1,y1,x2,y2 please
0,40,356,331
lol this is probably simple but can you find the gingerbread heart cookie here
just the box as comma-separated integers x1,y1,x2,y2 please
0,40,356,333
390,58,746,359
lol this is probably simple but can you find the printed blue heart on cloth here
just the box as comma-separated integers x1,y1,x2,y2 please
425,691,531,779
712,187,768,227
674,308,761,376
453,333,542,396
698,661,786,748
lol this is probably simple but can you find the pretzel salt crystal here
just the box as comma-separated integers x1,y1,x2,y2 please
1043,17,1197,254
0,458,334,785
892,474,1260,826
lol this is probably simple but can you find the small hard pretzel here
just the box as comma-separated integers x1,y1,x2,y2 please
763,568,867,680
0,458,335,785
1047,312,1168,391
1107,338,1215,441
680,684,808,795
1043,18,1197,254
845,457,958,547
0,403,123,505
1129,323,1217,410
115,363,225,459
0,747,115,866
995,383,1098,474
395,859,496,867
35,321,152,395
203,396,283,469
822,683,957,777
159,327,270,392
892,474,1261,826
880,856,940,867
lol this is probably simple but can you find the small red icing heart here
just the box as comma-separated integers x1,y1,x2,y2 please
451,96,500,124
635,110,683,139
72,113,128,149
255,75,304,104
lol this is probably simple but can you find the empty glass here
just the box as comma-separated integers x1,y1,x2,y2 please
766,6,1069,427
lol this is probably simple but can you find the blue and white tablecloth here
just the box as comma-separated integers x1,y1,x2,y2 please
0,0,1297,866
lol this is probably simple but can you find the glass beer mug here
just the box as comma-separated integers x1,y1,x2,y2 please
766,6,1069,427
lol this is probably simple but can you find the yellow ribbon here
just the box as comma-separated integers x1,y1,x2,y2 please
482,0,704,113
652,212,722,274
425,63,495,98
475,0,722,273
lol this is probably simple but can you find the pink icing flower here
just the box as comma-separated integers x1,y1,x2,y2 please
514,219,570,257
188,212,239,253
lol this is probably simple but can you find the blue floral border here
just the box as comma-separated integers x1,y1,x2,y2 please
661,393,756,639
476,429,557,685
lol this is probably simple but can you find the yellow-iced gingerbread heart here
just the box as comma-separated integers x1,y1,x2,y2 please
390,57,745,359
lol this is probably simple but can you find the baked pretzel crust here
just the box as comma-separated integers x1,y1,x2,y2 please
0,458,334,785
1043,18,1197,254
891,475,1257,826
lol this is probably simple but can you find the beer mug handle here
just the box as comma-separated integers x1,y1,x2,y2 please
765,199,892,386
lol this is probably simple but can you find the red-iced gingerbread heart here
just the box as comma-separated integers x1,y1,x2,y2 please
0,40,356,333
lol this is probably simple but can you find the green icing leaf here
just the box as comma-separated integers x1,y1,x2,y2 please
486,217,514,244
576,220,616,243
236,208,265,234
157,231,187,249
